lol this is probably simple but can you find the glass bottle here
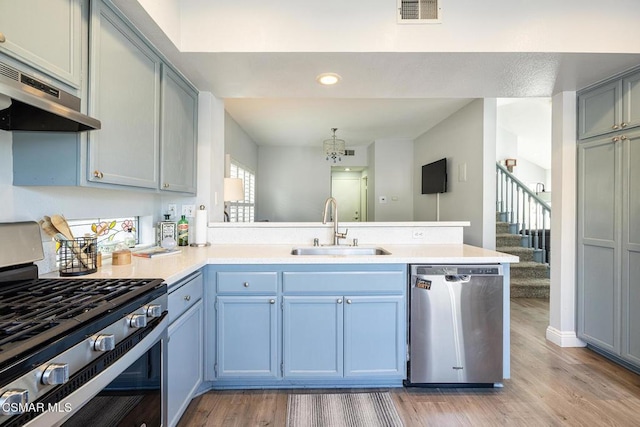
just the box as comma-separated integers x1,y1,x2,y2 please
178,215,189,246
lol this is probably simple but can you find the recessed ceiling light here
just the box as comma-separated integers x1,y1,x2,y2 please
345,168,351,171
316,73,341,85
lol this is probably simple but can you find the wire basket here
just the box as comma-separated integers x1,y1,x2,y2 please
59,237,98,276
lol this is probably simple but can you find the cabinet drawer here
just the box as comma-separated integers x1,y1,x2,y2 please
169,272,204,323
217,272,278,294
283,271,404,294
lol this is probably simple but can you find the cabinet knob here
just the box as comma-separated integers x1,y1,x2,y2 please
337,298,343,304
621,122,628,128
163,183,170,188
346,299,352,304
0,32,5,43
184,295,191,301
613,124,620,130
243,282,250,287
93,170,104,179
621,135,628,141
270,299,276,304
612,136,620,143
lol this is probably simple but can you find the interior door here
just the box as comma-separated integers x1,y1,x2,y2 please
331,177,361,222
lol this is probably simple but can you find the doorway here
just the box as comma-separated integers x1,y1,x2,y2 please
330,167,368,222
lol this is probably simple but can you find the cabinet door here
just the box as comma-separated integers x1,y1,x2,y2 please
622,72,640,133
344,295,405,378
160,66,197,194
88,1,160,189
168,300,203,427
578,80,622,140
577,135,622,353
283,296,343,378
216,296,278,378
0,0,82,87
621,132,640,365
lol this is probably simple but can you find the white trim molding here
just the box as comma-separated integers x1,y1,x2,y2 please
546,326,586,348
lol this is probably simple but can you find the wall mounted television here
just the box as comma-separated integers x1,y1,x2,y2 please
421,157,447,194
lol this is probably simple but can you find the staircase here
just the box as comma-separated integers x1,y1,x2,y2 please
496,163,551,298
496,213,550,298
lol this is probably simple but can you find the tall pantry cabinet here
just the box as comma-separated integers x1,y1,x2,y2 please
577,67,640,369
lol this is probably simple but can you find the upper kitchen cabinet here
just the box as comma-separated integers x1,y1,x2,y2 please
578,68,640,140
0,0,83,88
160,66,198,194
87,0,161,189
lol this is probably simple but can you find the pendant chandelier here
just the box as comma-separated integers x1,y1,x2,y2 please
323,128,346,163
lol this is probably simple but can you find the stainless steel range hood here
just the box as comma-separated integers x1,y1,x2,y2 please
0,61,100,132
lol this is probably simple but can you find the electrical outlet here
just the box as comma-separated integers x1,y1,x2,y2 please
182,204,196,217
412,229,425,239
167,204,177,219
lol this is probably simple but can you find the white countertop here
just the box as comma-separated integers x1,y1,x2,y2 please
44,244,518,285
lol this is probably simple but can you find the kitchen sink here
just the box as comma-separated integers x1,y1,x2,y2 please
290,246,391,256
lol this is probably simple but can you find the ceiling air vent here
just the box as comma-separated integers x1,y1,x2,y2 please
398,0,441,23
345,149,355,156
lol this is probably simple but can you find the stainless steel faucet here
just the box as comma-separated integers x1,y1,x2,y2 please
322,197,347,245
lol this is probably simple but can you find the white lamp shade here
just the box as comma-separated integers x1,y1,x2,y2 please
224,178,244,201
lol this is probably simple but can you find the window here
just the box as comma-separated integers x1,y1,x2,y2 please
229,161,255,222
398,0,441,23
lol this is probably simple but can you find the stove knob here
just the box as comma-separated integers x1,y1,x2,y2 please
145,304,162,318
91,334,116,352
0,389,28,415
41,363,69,385
128,313,147,328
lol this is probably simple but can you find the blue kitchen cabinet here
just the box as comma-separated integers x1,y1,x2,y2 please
87,0,161,189
283,296,344,378
0,0,83,88
344,295,404,377
160,65,198,194
216,296,278,378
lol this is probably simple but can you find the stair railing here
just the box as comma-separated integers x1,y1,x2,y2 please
496,162,551,263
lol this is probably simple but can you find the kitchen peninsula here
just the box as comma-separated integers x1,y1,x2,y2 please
55,220,517,425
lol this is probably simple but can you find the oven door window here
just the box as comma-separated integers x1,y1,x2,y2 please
62,341,162,427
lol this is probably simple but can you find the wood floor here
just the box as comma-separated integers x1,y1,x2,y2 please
178,299,640,426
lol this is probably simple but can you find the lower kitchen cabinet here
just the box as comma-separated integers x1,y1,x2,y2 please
167,271,203,427
216,296,278,378
283,296,344,378
206,264,407,388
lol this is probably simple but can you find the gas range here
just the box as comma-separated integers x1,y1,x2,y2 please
0,222,168,427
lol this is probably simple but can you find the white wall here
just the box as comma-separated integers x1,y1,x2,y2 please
370,139,414,221
513,158,550,193
178,0,640,53
413,99,486,246
256,146,331,222
225,112,258,173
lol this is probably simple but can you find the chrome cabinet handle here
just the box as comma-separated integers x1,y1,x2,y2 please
346,299,352,304
93,170,104,179
243,282,250,287
41,363,69,385
270,299,276,304
337,299,343,304
184,295,191,301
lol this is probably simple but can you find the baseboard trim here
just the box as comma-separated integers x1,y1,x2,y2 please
546,326,587,347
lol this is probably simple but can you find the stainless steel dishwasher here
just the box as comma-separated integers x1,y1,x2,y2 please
407,264,504,385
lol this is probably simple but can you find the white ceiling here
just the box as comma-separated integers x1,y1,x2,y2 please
115,1,640,170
